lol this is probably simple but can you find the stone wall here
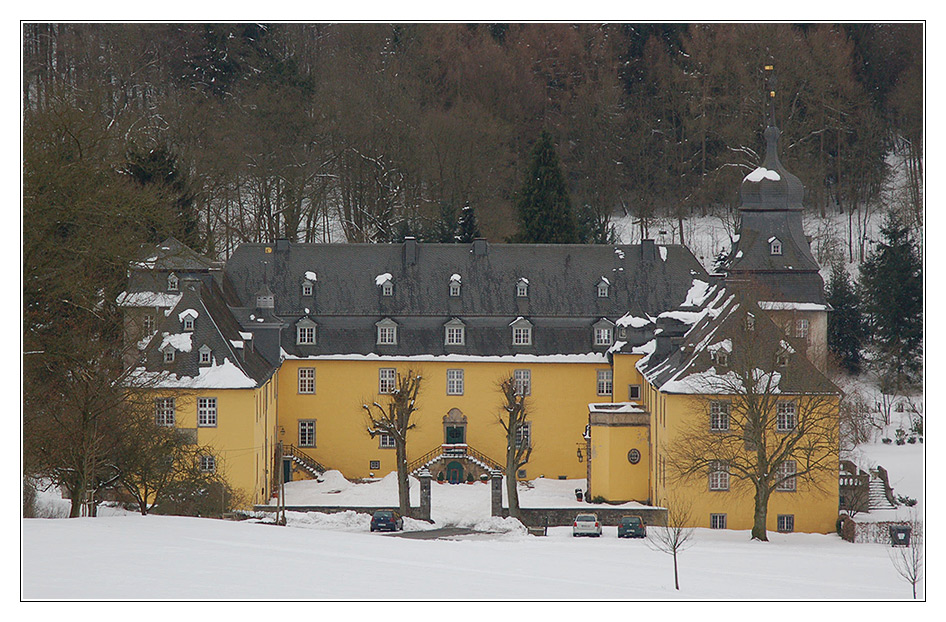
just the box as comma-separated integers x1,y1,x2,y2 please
497,506,668,529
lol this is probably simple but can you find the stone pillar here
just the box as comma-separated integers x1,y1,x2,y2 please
490,469,504,517
417,468,432,521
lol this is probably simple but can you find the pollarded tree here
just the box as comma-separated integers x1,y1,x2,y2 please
363,370,424,515
826,263,866,374
497,375,533,520
513,131,580,244
668,293,840,541
859,212,923,388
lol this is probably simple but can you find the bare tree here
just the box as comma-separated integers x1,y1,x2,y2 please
497,375,533,520
888,512,923,599
647,494,696,590
668,297,840,541
363,370,423,515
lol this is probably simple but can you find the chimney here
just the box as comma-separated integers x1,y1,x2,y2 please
473,238,488,257
404,237,417,266
275,238,290,252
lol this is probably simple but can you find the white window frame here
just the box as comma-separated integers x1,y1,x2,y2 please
449,281,461,297
199,454,216,473
297,325,316,345
776,460,797,492
710,513,727,529
381,280,394,297
154,398,175,427
143,314,155,336
302,281,313,297
745,314,755,332
298,419,316,448
182,316,195,332
514,369,531,396
198,345,212,365
770,239,782,255
163,349,175,364
446,369,464,395
628,384,642,400
596,369,613,396
597,282,609,298
594,326,613,346
378,325,397,345
379,368,397,394
516,280,529,297
795,318,809,340
445,325,465,346
777,514,795,532
379,433,396,449
776,401,797,432
197,397,217,427
167,273,179,292
298,367,316,394
512,326,532,346
709,461,730,491
515,422,532,449
710,401,731,432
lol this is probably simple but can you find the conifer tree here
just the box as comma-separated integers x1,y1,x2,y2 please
513,131,580,243
827,263,865,374
859,213,923,386
455,202,482,243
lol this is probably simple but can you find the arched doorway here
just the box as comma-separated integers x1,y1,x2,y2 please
443,408,467,445
446,461,465,484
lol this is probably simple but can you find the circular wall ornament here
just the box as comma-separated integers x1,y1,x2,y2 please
627,449,641,464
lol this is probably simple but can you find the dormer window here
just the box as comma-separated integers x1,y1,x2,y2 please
301,281,314,297
179,309,198,332
597,278,610,298
770,237,783,256
376,318,398,345
711,350,729,367
449,274,461,297
167,273,179,292
745,313,755,332
296,318,318,345
593,318,615,347
444,318,466,346
376,273,394,297
256,285,275,309
516,278,529,298
163,348,175,364
510,317,533,346
198,344,212,365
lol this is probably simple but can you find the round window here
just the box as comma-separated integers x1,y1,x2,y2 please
627,449,641,464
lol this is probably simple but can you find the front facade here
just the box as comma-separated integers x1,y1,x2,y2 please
124,107,840,533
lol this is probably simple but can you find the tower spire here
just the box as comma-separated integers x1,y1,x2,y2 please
764,64,776,127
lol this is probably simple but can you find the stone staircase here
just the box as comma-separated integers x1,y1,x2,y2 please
868,470,897,510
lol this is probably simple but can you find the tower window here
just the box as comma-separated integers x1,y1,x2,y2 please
770,238,782,255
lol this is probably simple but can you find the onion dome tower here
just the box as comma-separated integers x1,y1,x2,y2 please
725,65,828,369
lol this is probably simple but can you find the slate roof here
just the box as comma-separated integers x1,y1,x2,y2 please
134,278,276,388
635,283,838,396
223,240,710,357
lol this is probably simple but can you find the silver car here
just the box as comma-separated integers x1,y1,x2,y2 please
572,513,602,537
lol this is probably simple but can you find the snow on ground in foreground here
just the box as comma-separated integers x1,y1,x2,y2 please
24,469,926,600
22,513,921,600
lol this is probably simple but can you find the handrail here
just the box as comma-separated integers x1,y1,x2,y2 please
407,442,504,475
284,444,327,475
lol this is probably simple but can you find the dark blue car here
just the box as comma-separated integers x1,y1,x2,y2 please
617,515,647,538
370,510,404,532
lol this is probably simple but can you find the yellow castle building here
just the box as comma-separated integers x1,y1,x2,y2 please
122,110,840,534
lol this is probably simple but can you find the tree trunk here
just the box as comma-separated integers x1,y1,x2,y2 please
396,441,410,515
506,447,521,520
673,550,680,590
751,484,770,541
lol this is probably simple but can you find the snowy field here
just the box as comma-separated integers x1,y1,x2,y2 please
22,436,925,601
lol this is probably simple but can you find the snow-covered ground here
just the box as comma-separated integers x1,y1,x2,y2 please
23,434,924,601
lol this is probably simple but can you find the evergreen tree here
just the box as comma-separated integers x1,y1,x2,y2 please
513,131,580,244
859,213,923,385
455,202,482,243
124,146,202,251
826,263,865,374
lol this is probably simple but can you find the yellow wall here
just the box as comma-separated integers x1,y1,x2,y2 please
152,372,278,508
654,393,839,533
589,420,650,502
276,358,610,480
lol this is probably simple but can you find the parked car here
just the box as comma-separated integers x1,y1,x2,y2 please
370,510,404,532
572,513,602,537
617,515,647,538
